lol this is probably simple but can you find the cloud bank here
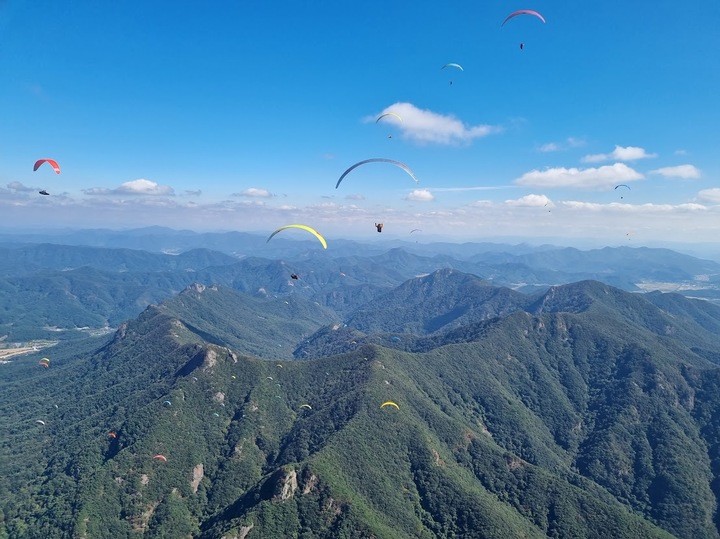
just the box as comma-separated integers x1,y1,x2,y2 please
515,163,643,190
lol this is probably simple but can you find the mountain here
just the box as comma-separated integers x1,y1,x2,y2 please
5,273,720,537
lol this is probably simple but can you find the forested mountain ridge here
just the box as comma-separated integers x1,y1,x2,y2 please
4,273,720,537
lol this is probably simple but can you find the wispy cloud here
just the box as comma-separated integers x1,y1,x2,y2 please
698,188,720,203
426,185,517,192
7,181,35,192
83,179,175,196
183,189,202,196
369,102,500,145
582,145,657,163
537,137,585,153
344,193,365,200
650,164,701,179
406,189,435,202
515,163,643,189
232,188,273,198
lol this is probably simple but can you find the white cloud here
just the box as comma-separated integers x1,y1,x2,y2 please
344,193,365,200
698,188,720,203
183,189,202,196
537,137,585,153
83,179,175,196
405,189,435,202
233,187,273,198
650,164,701,179
515,163,643,189
504,194,551,207
582,145,657,163
370,102,500,145
538,142,559,152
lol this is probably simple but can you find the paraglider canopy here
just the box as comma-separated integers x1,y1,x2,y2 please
153,455,168,462
290,273,299,280
39,190,50,196
33,158,61,174
267,224,327,249
336,158,418,189
376,112,402,123
441,63,464,71
501,10,546,26
380,401,400,410
300,404,312,410
108,431,117,438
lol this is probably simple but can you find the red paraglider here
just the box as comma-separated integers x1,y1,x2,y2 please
33,159,61,174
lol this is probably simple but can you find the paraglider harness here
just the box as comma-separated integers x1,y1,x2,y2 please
375,223,383,233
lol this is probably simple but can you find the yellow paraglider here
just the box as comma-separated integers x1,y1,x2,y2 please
267,224,327,249
380,401,400,410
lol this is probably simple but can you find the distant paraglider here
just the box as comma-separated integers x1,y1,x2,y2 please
300,404,312,410
163,400,172,407
501,10,546,26
376,112,402,124
39,190,50,196
615,184,630,199
290,273,299,280
267,224,328,249
336,159,418,189
380,401,400,410
108,431,117,439
36,420,46,425
153,455,168,462
442,63,463,85
33,159,61,174
375,223,384,233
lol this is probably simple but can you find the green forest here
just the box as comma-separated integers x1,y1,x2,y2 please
3,273,720,538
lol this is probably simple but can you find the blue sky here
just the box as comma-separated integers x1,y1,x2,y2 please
1,0,719,246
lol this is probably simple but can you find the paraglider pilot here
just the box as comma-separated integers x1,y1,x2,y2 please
375,223,383,233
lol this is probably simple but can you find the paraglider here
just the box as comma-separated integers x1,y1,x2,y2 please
267,224,327,249
163,400,172,406
615,184,630,199
108,431,117,438
36,420,46,425
501,10,546,26
153,455,168,462
442,63,463,85
290,273,299,280
300,404,312,410
380,401,400,410
375,223,384,233
410,229,421,234
376,112,402,124
336,158,418,189
39,190,50,196
39,361,49,368
33,159,61,174
520,43,524,50
267,376,274,381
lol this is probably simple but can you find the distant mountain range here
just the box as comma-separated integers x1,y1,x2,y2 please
4,263,720,537
1,232,720,343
